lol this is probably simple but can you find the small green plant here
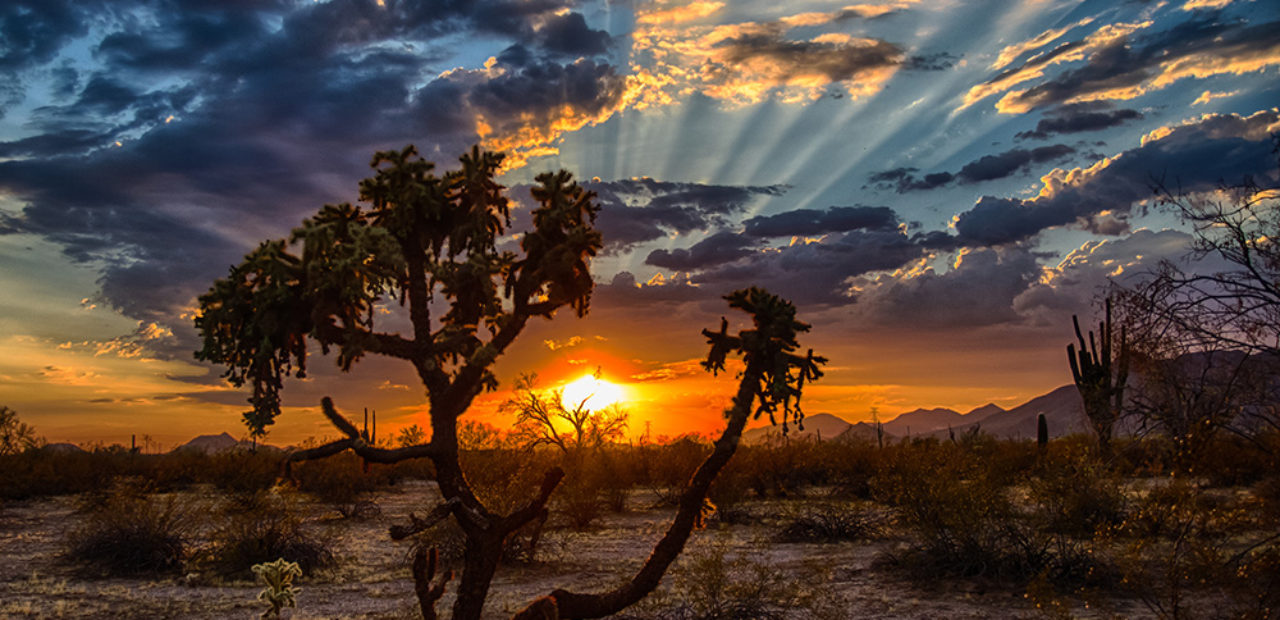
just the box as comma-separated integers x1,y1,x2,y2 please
252,558,302,619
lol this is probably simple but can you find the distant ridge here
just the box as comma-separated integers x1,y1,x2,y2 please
173,432,282,454
741,412,852,444
940,385,1087,440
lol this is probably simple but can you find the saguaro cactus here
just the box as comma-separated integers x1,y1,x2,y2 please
1067,298,1128,457
1037,413,1048,450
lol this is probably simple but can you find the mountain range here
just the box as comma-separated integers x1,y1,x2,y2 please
741,384,1088,444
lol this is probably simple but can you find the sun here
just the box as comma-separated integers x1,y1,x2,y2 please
560,373,625,412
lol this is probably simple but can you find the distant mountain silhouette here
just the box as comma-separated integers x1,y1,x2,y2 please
965,403,1006,420
39,442,85,454
173,432,282,454
174,432,239,453
741,412,852,444
880,407,962,437
836,421,893,442
942,385,1087,439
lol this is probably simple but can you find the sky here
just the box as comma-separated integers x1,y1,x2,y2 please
1,0,1278,447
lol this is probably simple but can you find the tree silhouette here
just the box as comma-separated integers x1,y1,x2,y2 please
0,406,38,455
516,287,825,618
196,147,824,618
196,145,601,619
502,372,628,454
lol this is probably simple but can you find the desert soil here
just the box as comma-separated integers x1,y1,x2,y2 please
0,481,1150,619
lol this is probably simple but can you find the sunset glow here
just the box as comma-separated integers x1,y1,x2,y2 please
560,374,626,413
0,1,1276,448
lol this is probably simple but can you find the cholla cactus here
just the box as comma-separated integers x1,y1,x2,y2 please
252,558,302,619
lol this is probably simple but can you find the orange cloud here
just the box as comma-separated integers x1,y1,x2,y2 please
964,21,1151,111
989,16,1096,71
636,1,724,24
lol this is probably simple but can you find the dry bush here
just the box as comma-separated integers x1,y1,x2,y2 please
872,442,1103,585
643,435,711,506
776,502,884,543
291,452,381,518
204,490,334,578
208,451,282,495
621,541,844,620
64,480,198,576
1031,443,1125,537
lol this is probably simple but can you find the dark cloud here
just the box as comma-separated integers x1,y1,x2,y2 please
868,145,1075,193
535,11,611,56
852,247,1042,327
866,168,953,192
645,231,759,271
712,29,903,83
996,15,1280,112
690,229,930,306
742,205,899,237
0,0,91,72
902,52,960,71
953,110,1280,246
1016,102,1144,140
0,0,622,361
956,144,1075,183
586,179,787,250
0,129,110,158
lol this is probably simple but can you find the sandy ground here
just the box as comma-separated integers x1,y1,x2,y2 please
0,481,1150,619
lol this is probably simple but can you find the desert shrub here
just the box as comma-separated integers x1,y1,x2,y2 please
1107,479,1270,619
209,451,281,495
872,442,1103,585
1194,434,1277,487
555,466,607,529
1031,443,1126,537
292,453,380,518
820,438,880,499
1225,539,1280,619
644,435,710,505
733,438,829,498
65,480,197,576
205,491,333,578
623,542,843,620
776,502,883,543
1,450,124,499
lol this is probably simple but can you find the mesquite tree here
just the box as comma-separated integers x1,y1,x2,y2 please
196,145,601,618
514,287,825,619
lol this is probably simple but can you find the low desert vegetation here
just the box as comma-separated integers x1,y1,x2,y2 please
15,423,1276,618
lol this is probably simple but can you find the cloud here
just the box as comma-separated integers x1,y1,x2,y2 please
742,205,899,237
1191,89,1239,105
1013,228,1201,323
0,0,633,363
544,336,583,351
987,15,1280,113
952,110,1280,246
645,231,760,271
850,247,1042,327
688,229,931,306
1016,102,1144,140
636,1,725,25
989,16,1097,72
586,179,787,250
869,144,1076,192
631,3,939,106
